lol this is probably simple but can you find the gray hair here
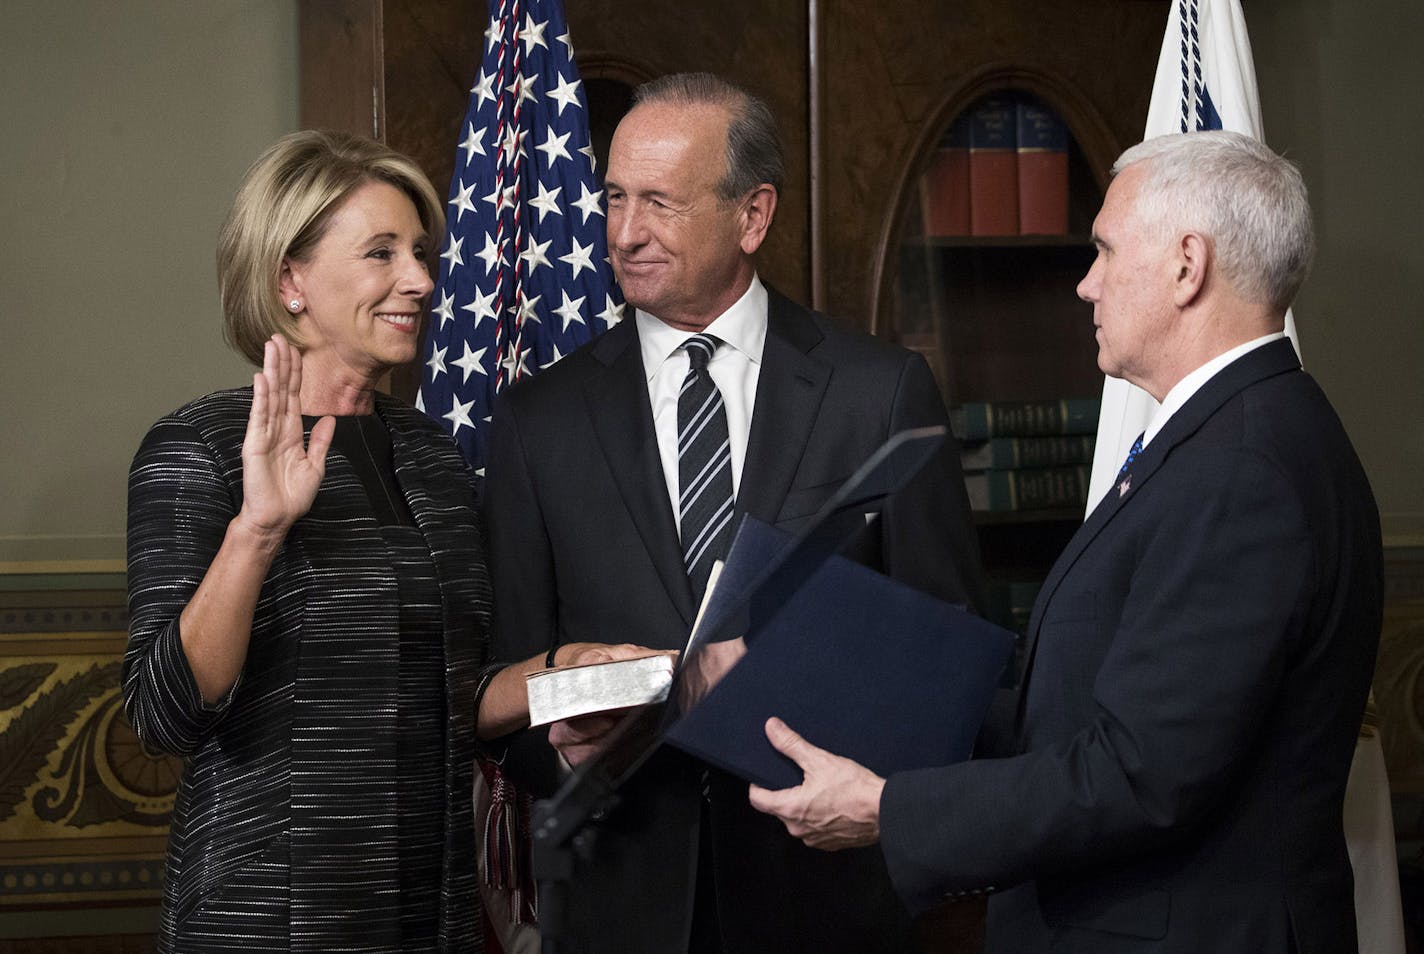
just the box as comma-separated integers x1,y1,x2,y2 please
633,72,785,202
1113,130,1314,312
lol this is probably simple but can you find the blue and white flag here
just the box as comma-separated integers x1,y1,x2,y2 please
418,0,622,473
1085,0,1295,512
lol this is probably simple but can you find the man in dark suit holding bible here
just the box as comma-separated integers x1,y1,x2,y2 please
484,72,982,953
751,130,1383,954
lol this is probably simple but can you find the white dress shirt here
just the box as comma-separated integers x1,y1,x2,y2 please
637,275,768,538
1142,332,1288,448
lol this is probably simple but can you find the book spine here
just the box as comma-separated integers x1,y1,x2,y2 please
921,115,971,237
968,96,1019,236
1015,99,1070,235
961,435,1098,471
966,466,1091,511
952,399,1101,440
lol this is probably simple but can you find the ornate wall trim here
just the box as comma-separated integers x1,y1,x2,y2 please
0,577,176,911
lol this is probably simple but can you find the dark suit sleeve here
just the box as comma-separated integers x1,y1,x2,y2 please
879,352,985,613
879,446,1310,911
483,396,564,794
122,418,240,756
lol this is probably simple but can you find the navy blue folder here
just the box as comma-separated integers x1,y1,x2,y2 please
664,516,1015,790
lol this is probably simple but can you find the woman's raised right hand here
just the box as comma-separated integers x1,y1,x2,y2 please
237,335,334,542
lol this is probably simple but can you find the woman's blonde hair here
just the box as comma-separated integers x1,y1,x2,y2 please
217,130,445,365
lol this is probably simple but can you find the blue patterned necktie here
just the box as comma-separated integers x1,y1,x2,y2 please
1115,432,1145,497
678,334,735,597
1116,433,1145,479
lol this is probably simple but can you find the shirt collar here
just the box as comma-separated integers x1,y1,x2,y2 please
1144,331,1287,445
637,275,768,381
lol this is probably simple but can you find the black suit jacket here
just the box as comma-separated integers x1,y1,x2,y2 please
880,339,1383,953
486,287,983,953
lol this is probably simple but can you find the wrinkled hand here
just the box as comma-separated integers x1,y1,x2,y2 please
547,643,668,767
239,335,333,540
560,643,655,668
548,712,623,768
677,636,746,711
747,717,885,850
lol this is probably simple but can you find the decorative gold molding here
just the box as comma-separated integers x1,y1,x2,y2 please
0,561,126,577
1,578,175,909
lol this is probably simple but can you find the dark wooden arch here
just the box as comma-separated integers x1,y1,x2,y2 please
575,53,658,89
868,63,1126,338
572,55,656,176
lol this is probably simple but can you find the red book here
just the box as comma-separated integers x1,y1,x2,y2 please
921,115,971,237
1016,99,1070,235
968,96,1018,236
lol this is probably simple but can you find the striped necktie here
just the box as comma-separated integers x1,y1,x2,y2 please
678,334,735,597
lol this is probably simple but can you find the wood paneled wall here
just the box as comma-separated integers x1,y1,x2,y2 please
299,0,1166,334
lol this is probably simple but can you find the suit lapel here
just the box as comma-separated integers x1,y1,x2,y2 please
739,289,831,524
583,320,699,624
1017,339,1303,710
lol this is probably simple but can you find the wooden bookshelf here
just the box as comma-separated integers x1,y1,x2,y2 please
886,90,1108,612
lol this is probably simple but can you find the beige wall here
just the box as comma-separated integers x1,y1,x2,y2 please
1247,0,1424,545
0,0,1419,566
0,0,298,565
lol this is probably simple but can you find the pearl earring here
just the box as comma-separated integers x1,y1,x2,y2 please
288,300,301,312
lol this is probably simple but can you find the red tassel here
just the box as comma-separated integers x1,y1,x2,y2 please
480,759,539,924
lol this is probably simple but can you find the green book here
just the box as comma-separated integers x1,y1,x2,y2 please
965,465,1090,511
951,398,1100,440
960,435,1097,471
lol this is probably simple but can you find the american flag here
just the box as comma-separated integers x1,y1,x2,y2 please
418,0,622,473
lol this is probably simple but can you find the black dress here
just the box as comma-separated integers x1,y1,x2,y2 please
328,414,447,949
